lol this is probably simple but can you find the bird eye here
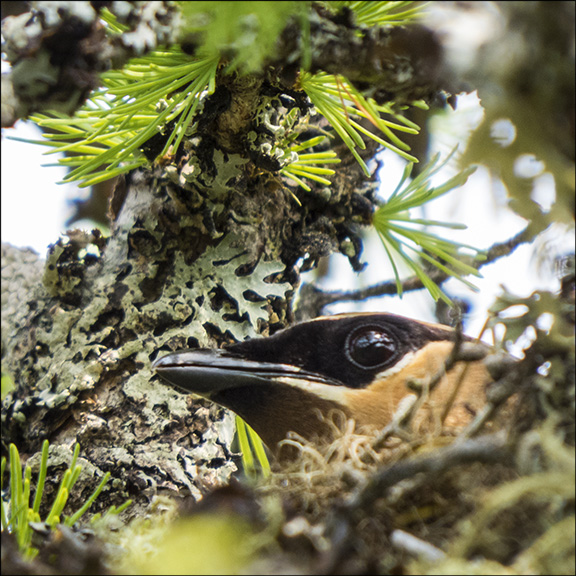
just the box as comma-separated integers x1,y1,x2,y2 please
345,325,398,369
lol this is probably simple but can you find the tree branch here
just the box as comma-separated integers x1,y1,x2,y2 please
316,435,511,575
353,435,510,510
297,224,536,319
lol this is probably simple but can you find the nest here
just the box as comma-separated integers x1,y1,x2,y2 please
252,348,575,575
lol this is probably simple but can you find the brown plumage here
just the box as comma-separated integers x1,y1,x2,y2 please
153,313,494,454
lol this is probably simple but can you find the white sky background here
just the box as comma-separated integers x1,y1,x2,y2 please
1,4,571,347
1,121,78,248
316,93,565,339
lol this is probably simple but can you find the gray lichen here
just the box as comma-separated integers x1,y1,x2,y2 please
1,1,181,126
1,155,293,519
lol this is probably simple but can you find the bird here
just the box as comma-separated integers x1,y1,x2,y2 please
153,313,494,455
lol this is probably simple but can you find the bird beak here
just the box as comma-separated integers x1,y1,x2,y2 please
153,346,353,452
153,348,345,396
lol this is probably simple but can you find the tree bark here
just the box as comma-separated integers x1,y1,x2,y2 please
1,1,450,521
0,102,377,520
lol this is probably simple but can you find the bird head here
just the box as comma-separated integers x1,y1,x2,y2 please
153,313,493,454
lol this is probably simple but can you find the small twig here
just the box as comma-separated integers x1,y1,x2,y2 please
371,334,489,451
297,225,536,318
462,353,529,438
319,435,511,574
438,323,474,425
390,529,446,563
353,434,510,510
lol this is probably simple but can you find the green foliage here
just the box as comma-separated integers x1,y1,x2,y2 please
179,1,305,72
0,440,129,560
1,371,15,400
461,107,574,232
488,289,574,350
280,136,340,193
236,417,271,477
132,513,259,575
10,1,474,305
326,1,426,27
373,151,484,304
20,49,220,188
299,72,420,175
12,2,425,188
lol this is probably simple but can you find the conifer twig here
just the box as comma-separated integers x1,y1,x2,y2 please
297,225,535,319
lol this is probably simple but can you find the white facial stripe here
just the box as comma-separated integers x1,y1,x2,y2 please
269,343,452,402
373,351,416,379
275,376,349,405
274,350,416,403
